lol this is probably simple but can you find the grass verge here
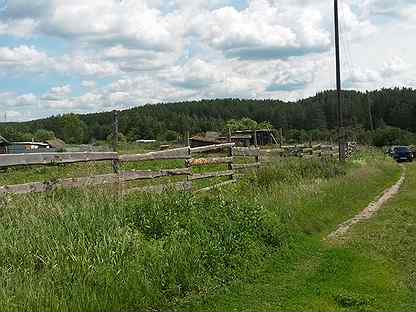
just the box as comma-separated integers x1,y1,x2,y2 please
0,151,402,311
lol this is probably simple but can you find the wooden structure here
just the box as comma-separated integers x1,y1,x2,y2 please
190,129,278,148
232,129,278,146
0,142,341,196
189,136,223,148
0,143,262,196
0,136,56,154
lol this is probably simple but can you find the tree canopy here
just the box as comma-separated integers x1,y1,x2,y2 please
1,88,415,145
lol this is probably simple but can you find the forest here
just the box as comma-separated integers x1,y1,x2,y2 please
1,87,415,146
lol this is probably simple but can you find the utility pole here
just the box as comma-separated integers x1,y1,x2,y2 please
367,93,374,131
334,0,346,161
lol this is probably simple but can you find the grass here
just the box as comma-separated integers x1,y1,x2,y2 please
177,157,414,311
0,150,406,311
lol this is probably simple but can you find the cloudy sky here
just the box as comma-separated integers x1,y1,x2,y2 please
0,0,415,121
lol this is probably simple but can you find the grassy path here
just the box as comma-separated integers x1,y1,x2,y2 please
177,162,415,311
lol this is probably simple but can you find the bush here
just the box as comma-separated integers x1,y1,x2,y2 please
371,127,416,147
253,158,347,188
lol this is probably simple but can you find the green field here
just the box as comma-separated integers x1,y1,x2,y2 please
0,150,413,311
178,159,416,311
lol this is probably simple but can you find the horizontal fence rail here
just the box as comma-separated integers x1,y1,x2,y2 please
119,147,190,162
0,143,344,196
186,157,234,167
0,152,117,168
190,143,235,154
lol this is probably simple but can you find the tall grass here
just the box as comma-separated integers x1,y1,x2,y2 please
0,153,399,311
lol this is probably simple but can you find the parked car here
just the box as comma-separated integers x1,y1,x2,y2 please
391,146,413,163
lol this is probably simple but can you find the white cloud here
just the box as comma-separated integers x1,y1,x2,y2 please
0,45,120,77
0,18,38,37
0,45,51,73
0,0,415,121
191,0,331,60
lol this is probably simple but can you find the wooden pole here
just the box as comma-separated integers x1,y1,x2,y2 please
112,110,119,174
368,93,374,131
253,129,258,147
227,128,234,181
334,0,346,161
186,130,190,147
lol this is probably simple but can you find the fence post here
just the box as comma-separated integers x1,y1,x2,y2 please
186,145,193,192
186,130,190,147
279,128,283,148
112,110,120,174
253,129,258,147
228,128,234,181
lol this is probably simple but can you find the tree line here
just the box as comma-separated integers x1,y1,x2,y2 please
1,87,415,146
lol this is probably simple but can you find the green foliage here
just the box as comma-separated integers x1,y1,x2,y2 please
371,126,416,147
1,88,416,144
225,118,274,132
253,158,346,188
164,130,178,142
34,129,55,142
106,132,127,144
60,114,88,144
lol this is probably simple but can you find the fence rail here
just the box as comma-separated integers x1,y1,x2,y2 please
0,152,117,168
0,143,341,196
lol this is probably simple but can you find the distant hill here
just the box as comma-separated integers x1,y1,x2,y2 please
1,88,415,144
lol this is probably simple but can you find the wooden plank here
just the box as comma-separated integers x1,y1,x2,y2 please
119,168,192,182
119,147,190,162
321,145,335,151
186,157,233,167
190,143,235,154
194,180,236,193
0,152,117,168
124,181,192,194
232,147,260,157
0,173,120,195
260,148,285,155
232,162,261,170
0,167,192,195
189,170,234,181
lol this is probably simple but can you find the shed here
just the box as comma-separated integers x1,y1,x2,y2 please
46,138,66,151
233,129,278,146
190,136,224,148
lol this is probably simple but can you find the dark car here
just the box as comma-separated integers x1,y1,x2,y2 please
391,146,413,163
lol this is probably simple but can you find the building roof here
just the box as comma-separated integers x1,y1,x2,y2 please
234,129,274,134
190,136,222,144
46,138,66,149
11,142,50,147
0,135,9,144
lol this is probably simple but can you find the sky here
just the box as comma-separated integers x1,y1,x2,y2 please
0,0,415,121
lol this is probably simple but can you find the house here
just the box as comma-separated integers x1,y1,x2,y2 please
0,135,58,154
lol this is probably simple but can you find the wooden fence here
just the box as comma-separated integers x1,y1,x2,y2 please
0,143,340,196
0,143,252,196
